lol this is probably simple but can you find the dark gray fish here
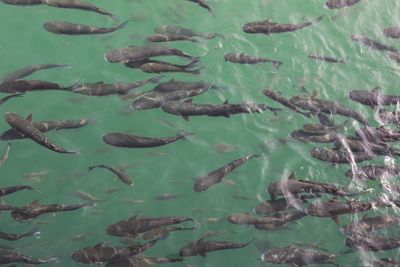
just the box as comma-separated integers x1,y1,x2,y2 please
0,247,56,265
224,53,282,69
311,147,374,164
194,154,258,192
261,244,338,266
0,80,74,93
343,215,400,236
102,132,191,148
333,137,400,157
2,64,70,83
267,172,351,199
4,112,78,154
0,228,39,241
290,130,339,143
325,0,362,9
253,195,315,215
345,233,400,252
345,165,400,180
0,93,23,105
262,89,311,118
88,164,133,186
186,0,212,12
147,34,198,42
369,258,400,267
1,117,92,140
161,100,272,120
69,76,162,96
41,0,116,19
302,120,348,135
1,0,41,5
140,60,202,74
349,87,400,107
352,35,398,53
105,256,183,267
378,110,400,125
153,79,219,93
71,235,166,264
243,16,323,35
179,237,253,257
105,45,196,63
43,21,127,35
106,215,194,238
11,200,92,221
308,54,348,64
384,27,400,39
355,126,400,143
0,185,34,197
290,95,369,125
155,25,219,39
142,226,195,240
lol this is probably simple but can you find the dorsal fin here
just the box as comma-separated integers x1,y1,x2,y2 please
223,99,229,105
26,113,33,122
288,172,296,180
371,86,380,92
30,200,40,206
94,242,106,248
128,215,139,221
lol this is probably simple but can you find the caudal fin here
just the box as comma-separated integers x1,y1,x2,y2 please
272,61,283,70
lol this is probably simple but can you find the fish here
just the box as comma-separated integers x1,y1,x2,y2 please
290,130,339,143
72,191,99,202
349,87,400,107
345,233,400,252
345,164,400,180
140,60,202,74
105,45,196,63
228,211,306,230
261,243,338,266
88,164,133,186
262,89,311,118
290,95,369,125
41,0,117,19
342,215,400,235
1,117,92,140
186,0,212,12
301,120,349,135
325,0,362,9
161,99,276,121
105,256,183,267
0,143,11,167
142,226,195,240
0,228,39,241
10,200,93,221
0,185,34,197
43,21,127,35
147,34,199,42
333,137,400,157
154,25,219,39
155,193,180,201
0,79,75,93
71,235,166,264
213,143,237,153
369,258,400,267
102,132,192,148
310,147,374,164
0,93,23,106
267,172,352,199
153,79,219,93
378,110,400,125
106,215,194,238
384,27,400,39
355,126,400,143
4,112,78,154
351,35,398,53
243,16,323,35
253,196,315,215
179,237,253,257
308,54,348,64
2,64,70,83
224,53,282,69
0,246,57,265
193,154,258,192
1,0,41,5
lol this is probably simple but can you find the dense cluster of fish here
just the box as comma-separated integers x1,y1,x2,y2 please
2,0,400,266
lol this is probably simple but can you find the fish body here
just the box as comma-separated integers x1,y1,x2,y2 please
153,79,216,93
345,165,400,180
105,256,182,267
2,64,69,83
140,60,202,74
290,130,339,143
0,247,56,264
0,185,34,197
224,53,282,68
142,226,194,240
370,258,400,267
352,35,398,53
4,112,78,154
105,46,195,63
349,88,400,107
326,0,362,9
88,164,133,186
0,228,39,241
254,196,314,215
154,25,218,39
1,0,41,5
384,27,400,39
106,215,194,238
41,0,116,19
194,154,258,192
102,132,189,148
43,21,127,35
343,215,400,235
147,34,198,42
345,233,400,251
333,138,399,157
179,238,253,257
311,147,374,163
356,127,400,143
262,89,311,118
186,0,211,12
243,16,323,35
379,110,400,125
0,80,70,93
308,54,348,63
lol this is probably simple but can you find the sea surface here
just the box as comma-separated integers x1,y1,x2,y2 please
0,0,400,266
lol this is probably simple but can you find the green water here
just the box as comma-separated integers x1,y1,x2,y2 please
1,0,400,266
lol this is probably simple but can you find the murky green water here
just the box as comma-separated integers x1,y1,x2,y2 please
1,0,400,266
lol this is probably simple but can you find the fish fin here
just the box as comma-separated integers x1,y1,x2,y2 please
288,172,296,180
26,113,33,122
273,61,283,70
182,115,190,121
94,242,106,248
184,99,193,103
115,21,129,30
371,86,380,92
223,99,229,104
314,16,324,24
87,166,98,172
128,215,139,221
223,114,230,118
328,197,339,203
30,200,40,206
331,215,340,225
148,75,165,83
200,251,207,257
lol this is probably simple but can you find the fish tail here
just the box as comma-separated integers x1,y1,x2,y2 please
23,227,40,237
115,21,129,30
82,201,98,209
266,106,282,115
187,66,204,75
245,237,256,246
148,75,165,84
313,16,324,24
272,61,283,69
64,79,80,91
177,131,195,139
87,166,99,172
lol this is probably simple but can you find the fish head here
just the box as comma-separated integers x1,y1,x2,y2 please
179,242,198,257
43,22,58,32
105,48,128,63
11,210,31,222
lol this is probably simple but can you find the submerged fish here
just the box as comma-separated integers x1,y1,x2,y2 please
1,0,42,5
308,54,348,64
140,60,202,74
2,63,70,83
105,256,183,267
0,80,75,93
186,0,212,12
147,34,199,43
102,132,192,148
345,164,400,180
349,87,400,107
311,147,374,164
224,53,282,68
384,27,400,39
43,21,127,35
325,0,362,9
262,89,311,118
88,164,133,186
41,0,117,19
0,246,56,265
243,16,323,35
0,228,39,241
352,35,398,53
154,25,219,39
0,185,34,197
